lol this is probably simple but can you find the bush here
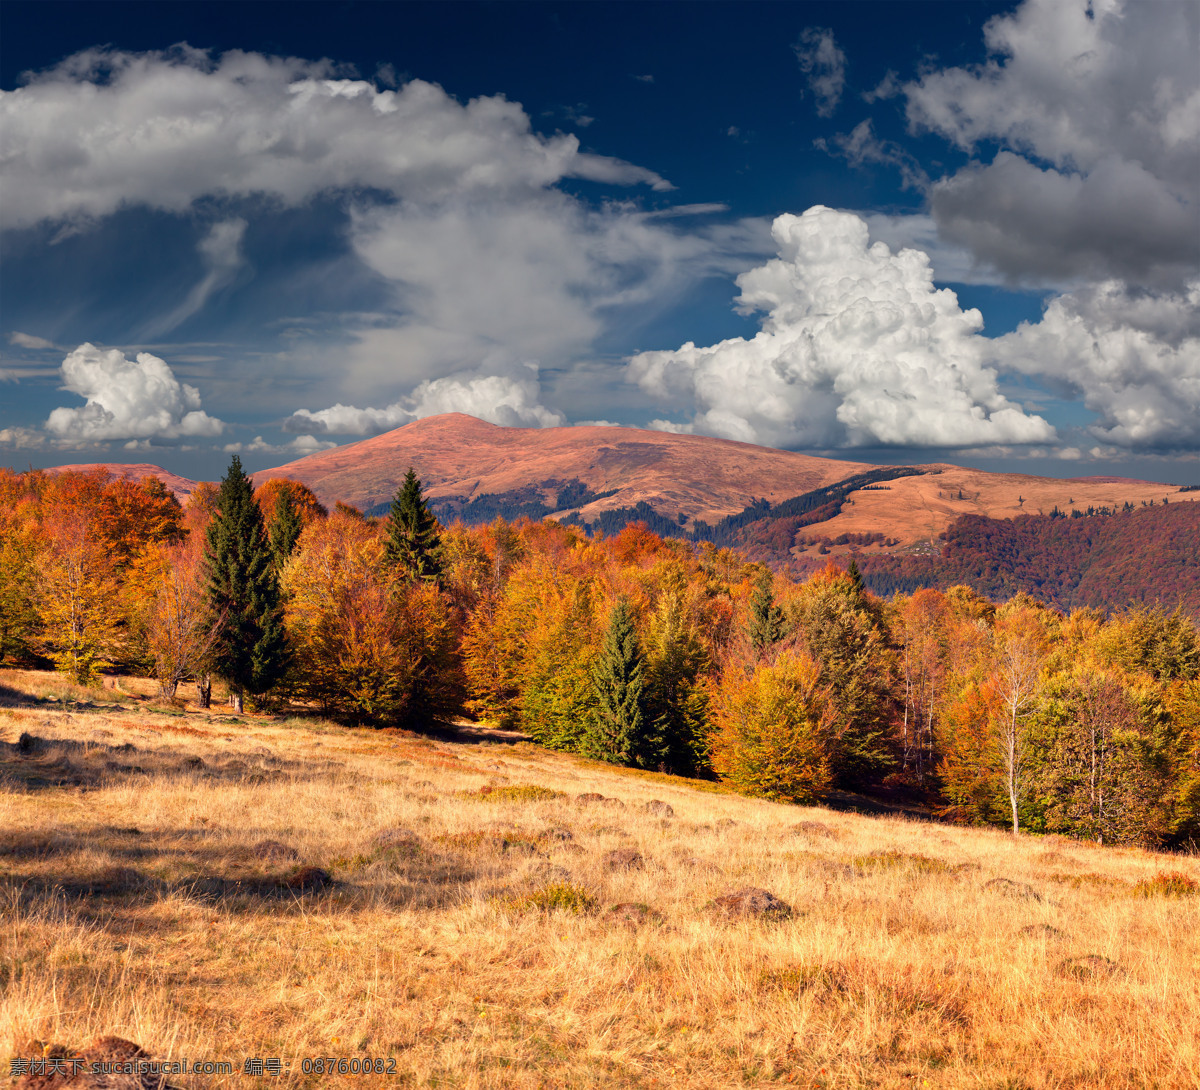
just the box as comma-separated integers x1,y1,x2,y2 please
471,785,568,803
504,882,597,914
1133,872,1198,898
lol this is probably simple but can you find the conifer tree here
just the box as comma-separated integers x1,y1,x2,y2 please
385,468,442,582
748,568,785,653
203,456,288,713
268,488,303,569
587,597,659,767
847,558,865,596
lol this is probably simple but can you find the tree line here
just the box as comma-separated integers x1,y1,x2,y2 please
2,461,1197,849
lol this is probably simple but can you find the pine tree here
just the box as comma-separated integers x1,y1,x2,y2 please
385,468,442,583
748,568,785,653
847,559,865,596
586,597,658,767
203,456,289,713
268,488,303,569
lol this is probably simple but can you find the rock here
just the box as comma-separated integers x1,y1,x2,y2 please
714,818,738,829
576,792,607,805
599,797,627,809
1057,954,1119,980
1020,924,1064,938
711,886,793,921
642,800,674,817
252,839,299,863
790,821,833,838
606,902,662,927
544,827,574,841
603,848,645,870
370,827,422,851
14,1034,174,1089
17,732,37,754
281,866,331,893
178,756,205,770
983,878,1043,901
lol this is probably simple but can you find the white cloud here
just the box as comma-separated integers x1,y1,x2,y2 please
627,206,1056,449
0,47,670,231
44,343,225,442
905,0,1198,288
8,331,57,350
141,218,248,338
0,426,46,449
994,280,1200,449
817,119,928,192
222,434,336,455
794,28,846,118
285,364,564,436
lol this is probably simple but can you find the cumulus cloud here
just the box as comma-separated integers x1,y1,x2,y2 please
994,280,1200,449
45,343,225,442
628,206,1056,450
285,364,565,436
905,0,1199,288
794,28,846,118
0,47,670,230
221,434,336,455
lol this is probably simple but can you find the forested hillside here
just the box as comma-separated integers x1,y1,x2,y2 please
3,463,1198,851
856,503,1200,617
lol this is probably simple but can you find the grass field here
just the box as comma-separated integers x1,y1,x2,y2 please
2,667,1198,1089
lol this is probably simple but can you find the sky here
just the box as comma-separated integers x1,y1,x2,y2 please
1,0,1197,484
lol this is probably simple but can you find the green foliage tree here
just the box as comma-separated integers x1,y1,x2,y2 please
586,597,659,767
268,488,304,570
385,468,442,583
203,456,289,712
644,584,711,776
747,568,784,654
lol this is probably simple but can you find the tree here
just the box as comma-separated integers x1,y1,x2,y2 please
586,597,657,767
35,513,123,685
267,488,304,569
710,649,835,804
384,468,442,582
747,568,784,654
644,582,711,776
203,456,288,713
992,630,1044,835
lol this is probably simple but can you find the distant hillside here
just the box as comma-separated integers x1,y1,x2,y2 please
254,414,1189,550
852,503,1200,617
36,462,200,505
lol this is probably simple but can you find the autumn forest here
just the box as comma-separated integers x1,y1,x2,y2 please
1,460,1198,851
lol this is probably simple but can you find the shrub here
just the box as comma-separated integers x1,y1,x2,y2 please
504,882,597,914
471,784,568,803
1133,872,1199,898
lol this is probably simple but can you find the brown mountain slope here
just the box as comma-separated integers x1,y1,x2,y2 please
255,414,1192,549
40,462,201,505
253,413,876,526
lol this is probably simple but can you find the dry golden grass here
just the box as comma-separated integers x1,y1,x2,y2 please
2,667,1199,1089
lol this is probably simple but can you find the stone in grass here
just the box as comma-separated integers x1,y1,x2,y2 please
606,902,663,927
642,800,674,818
370,827,422,852
714,818,738,829
603,848,645,870
252,839,299,863
983,877,1043,902
280,866,332,893
711,886,793,921
1020,924,1064,938
1057,954,1119,980
15,1034,179,1089
790,820,833,839
576,792,606,805
544,827,575,842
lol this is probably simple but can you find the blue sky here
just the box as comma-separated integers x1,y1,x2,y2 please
1,0,1197,483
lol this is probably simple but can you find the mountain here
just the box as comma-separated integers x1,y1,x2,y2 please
38,462,201,505
253,413,1193,552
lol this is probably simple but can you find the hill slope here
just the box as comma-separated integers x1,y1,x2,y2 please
254,413,1191,549
3,666,1198,1088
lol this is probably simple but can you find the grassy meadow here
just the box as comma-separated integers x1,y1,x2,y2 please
2,667,1198,1089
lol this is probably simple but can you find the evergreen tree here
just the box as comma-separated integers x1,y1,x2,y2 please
748,568,785,653
847,559,865,596
268,488,303,570
203,456,289,712
586,597,658,767
644,587,711,776
385,468,442,582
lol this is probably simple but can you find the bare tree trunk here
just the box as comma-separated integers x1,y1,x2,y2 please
230,689,244,714
197,674,211,708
